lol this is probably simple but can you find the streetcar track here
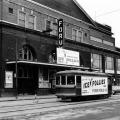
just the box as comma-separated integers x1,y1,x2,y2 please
0,98,58,108
0,95,116,109
0,95,119,119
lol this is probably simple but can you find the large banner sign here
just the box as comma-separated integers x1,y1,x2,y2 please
57,48,80,66
81,76,108,96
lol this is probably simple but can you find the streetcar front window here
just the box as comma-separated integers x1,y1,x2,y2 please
56,76,60,85
67,76,75,85
61,76,66,85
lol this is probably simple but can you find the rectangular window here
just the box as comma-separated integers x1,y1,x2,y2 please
51,23,57,35
105,56,114,70
103,40,114,46
67,76,75,85
28,15,35,29
56,76,60,85
46,20,51,30
117,59,120,71
72,29,83,42
18,11,26,27
91,53,102,69
77,31,82,42
61,76,66,85
72,29,77,41
90,36,102,43
8,8,13,14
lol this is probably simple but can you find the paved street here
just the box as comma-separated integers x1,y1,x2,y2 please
0,95,120,120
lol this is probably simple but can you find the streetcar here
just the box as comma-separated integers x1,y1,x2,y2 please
55,70,112,101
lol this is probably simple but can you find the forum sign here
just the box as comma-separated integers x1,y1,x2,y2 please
58,19,63,47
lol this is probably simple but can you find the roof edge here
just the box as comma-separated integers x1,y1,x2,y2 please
73,0,97,27
26,0,95,27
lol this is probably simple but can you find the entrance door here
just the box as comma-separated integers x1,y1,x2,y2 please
17,66,38,95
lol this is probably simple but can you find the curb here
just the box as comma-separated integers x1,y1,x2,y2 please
0,95,57,102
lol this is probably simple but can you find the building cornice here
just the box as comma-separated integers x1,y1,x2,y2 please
1,20,118,55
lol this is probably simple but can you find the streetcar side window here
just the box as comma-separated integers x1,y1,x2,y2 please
61,75,66,85
76,76,81,86
67,76,75,85
56,76,60,85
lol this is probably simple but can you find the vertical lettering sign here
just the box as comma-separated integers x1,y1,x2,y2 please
58,19,63,47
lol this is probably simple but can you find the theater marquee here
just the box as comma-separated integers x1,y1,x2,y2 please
57,48,80,66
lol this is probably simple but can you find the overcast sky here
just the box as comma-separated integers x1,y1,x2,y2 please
76,0,120,48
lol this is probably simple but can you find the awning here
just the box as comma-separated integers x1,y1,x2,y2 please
6,60,90,70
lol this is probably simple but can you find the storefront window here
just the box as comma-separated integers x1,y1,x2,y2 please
117,59,120,71
91,54,102,69
18,67,33,78
91,53,102,70
42,69,48,81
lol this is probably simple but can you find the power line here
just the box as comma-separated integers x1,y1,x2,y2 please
96,9,120,18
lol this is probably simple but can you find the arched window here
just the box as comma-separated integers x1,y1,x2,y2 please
18,45,35,61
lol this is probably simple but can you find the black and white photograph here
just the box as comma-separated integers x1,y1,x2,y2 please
0,0,120,120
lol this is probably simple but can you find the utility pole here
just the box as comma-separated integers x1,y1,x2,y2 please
15,38,18,99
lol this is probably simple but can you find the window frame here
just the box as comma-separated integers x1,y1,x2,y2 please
28,14,36,30
91,53,102,70
67,75,75,85
117,58,120,71
18,46,34,61
72,28,83,42
8,7,14,14
105,56,114,70
45,19,58,36
18,10,26,27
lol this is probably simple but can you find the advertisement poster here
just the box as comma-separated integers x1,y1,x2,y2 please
5,71,13,88
81,76,108,96
57,48,80,66
39,81,50,88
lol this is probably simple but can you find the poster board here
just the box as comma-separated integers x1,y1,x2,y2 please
5,71,13,88
81,76,108,96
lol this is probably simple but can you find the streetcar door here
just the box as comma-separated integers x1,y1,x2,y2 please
76,76,81,95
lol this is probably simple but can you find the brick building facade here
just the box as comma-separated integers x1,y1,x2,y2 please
0,0,120,96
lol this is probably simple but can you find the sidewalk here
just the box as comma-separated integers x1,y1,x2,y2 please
0,94,57,102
